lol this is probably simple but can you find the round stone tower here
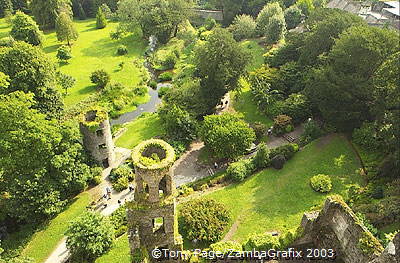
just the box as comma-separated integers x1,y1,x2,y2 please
127,139,182,261
79,108,115,168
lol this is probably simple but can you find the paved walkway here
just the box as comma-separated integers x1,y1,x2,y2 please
44,147,133,263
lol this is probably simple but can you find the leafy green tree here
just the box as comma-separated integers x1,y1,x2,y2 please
66,212,114,261
96,7,107,28
253,143,270,170
10,11,44,46
56,71,76,95
284,5,302,29
229,14,256,41
265,32,305,67
219,0,243,25
295,0,314,17
0,41,63,118
265,14,286,44
194,28,250,112
159,104,197,144
0,0,13,18
90,69,110,88
31,0,72,29
117,0,192,44
256,2,284,36
0,92,92,222
200,113,256,159
0,72,10,91
56,45,73,62
299,9,365,66
55,12,78,46
305,26,399,131
11,0,27,12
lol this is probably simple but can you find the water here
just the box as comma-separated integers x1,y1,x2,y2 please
110,36,172,126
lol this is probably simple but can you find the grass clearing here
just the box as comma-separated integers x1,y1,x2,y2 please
95,234,131,263
198,134,363,242
18,193,91,263
115,113,165,149
0,18,147,107
240,39,266,71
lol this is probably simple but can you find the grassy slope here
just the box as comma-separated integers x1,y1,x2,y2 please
115,113,165,149
0,18,147,107
201,134,364,242
18,193,91,263
95,234,131,263
240,39,266,72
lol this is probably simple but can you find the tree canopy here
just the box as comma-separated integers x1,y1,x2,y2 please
10,11,44,46
31,0,72,29
55,11,79,45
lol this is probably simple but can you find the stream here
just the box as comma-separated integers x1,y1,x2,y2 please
110,36,170,126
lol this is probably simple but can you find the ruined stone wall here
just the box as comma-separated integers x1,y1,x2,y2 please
294,196,386,263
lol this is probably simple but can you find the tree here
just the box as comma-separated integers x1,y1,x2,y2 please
194,28,250,112
158,104,197,144
0,0,13,18
219,0,243,25
55,12,78,46
265,14,286,44
284,5,302,30
179,199,231,242
299,9,365,66
0,92,92,222
66,212,114,260
0,41,63,118
229,14,257,41
90,69,110,88
56,45,73,62
0,72,10,91
305,26,399,131
256,2,284,36
11,0,27,12
96,7,107,28
31,0,72,29
11,11,44,46
117,0,193,44
56,71,76,95
200,113,256,159
295,0,314,17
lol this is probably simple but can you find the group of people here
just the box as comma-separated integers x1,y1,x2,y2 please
101,184,135,209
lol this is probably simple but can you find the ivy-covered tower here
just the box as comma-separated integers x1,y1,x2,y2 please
127,139,182,262
79,108,115,168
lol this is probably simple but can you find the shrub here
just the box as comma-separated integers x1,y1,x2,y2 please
270,143,298,160
110,30,123,40
66,212,114,260
252,143,270,170
178,185,194,197
179,199,231,243
56,45,72,62
110,166,134,192
113,176,129,192
271,154,286,169
310,174,332,193
210,241,242,253
11,11,44,46
229,14,257,41
284,5,303,30
352,122,381,151
252,122,267,142
244,233,280,251
158,71,173,82
90,69,110,89
162,53,178,69
109,205,127,238
148,80,157,89
300,119,324,145
96,7,107,29
158,86,170,98
133,86,148,96
278,229,297,249
273,114,293,136
116,45,128,55
227,160,251,182
89,167,103,186
204,17,217,30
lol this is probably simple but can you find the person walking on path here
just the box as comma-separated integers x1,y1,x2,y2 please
106,187,111,200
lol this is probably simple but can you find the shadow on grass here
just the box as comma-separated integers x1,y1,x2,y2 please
43,43,61,54
78,85,97,95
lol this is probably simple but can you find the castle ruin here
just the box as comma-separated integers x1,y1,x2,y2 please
127,139,182,262
79,108,115,168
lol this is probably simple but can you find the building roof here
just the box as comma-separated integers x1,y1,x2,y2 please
383,1,400,16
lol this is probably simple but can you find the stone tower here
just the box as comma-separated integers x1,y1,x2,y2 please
79,108,115,168
127,139,182,262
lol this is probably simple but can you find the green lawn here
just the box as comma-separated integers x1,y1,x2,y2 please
232,86,273,128
200,134,364,242
240,39,266,71
20,193,91,263
115,113,165,149
95,234,131,263
0,18,147,107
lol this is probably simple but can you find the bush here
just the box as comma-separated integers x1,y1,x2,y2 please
252,143,270,170
178,185,194,197
158,71,173,82
269,143,298,161
310,174,332,193
229,14,257,41
158,86,170,98
162,53,178,69
116,45,128,55
110,30,123,40
210,241,242,253
148,80,157,89
227,159,252,182
273,115,293,136
90,69,110,89
244,233,280,251
179,199,231,243
110,166,134,192
352,122,381,151
271,154,286,169
252,122,267,142
300,119,324,145
56,45,72,62
284,5,303,30
96,7,107,29
113,176,129,192
204,17,217,31
133,86,148,96
109,205,127,238
89,167,103,186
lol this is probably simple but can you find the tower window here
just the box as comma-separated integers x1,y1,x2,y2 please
96,130,104,137
99,143,107,149
152,217,164,233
